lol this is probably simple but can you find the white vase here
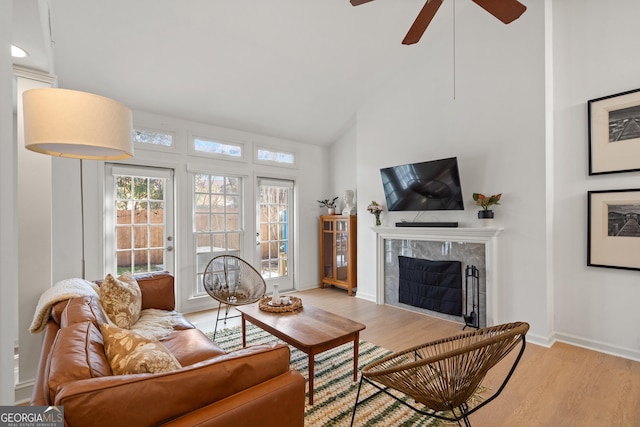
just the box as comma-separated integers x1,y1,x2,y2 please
479,218,493,228
272,283,280,304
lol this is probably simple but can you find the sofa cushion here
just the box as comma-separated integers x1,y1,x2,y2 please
135,272,176,310
54,343,293,427
101,323,182,375
161,328,226,366
45,321,111,404
99,272,142,329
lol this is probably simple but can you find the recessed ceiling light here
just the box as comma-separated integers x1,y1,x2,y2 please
11,45,28,58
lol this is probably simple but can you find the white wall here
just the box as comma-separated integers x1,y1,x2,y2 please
0,0,17,404
350,1,550,342
552,0,640,359
332,0,640,359
330,120,358,214
51,110,328,313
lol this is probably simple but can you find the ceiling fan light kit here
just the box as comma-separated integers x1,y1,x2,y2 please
350,0,527,45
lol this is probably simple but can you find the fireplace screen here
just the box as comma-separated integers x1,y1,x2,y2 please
398,256,462,316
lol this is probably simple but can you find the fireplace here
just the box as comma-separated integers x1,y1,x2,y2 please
398,256,463,316
373,227,502,327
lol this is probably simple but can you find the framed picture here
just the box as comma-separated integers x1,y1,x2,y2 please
588,88,640,175
588,189,640,270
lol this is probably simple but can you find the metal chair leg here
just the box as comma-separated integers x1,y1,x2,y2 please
350,377,365,427
212,301,223,340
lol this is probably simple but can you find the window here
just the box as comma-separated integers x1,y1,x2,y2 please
193,136,243,159
133,128,174,147
255,147,296,166
193,173,243,296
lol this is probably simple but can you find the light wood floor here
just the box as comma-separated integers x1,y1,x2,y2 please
185,287,640,427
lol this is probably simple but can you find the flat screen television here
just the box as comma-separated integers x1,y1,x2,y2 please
380,157,464,211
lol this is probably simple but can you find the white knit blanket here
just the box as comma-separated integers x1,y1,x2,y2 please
30,278,184,340
30,278,100,333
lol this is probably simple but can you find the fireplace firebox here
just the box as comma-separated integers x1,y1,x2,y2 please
398,256,462,316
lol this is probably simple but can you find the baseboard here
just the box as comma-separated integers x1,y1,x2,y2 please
524,332,554,348
354,291,376,303
14,379,34,405
554,332,640,362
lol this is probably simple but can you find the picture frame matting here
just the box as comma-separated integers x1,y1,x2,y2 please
588,88,640,175
588,189,640,270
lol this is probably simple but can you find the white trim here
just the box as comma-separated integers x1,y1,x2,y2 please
186,162,249,178
554,332,640,362
257,177,294,188
12,65,56,84
373,226,503,326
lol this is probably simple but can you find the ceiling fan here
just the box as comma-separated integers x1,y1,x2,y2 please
350,0,527,45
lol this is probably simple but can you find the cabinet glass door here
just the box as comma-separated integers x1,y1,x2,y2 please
336,219,348,281
322,220,334,278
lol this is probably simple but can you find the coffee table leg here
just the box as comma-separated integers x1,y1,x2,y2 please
308,354,314,405
241,315,247,347
353,333,359,382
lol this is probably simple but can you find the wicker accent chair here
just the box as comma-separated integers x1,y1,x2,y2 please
351,321,529,427
203,255,267,339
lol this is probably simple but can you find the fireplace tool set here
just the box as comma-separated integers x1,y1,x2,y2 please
463,265,480,330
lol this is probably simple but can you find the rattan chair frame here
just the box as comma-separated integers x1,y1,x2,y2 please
203,255,267,340
350,321,529,427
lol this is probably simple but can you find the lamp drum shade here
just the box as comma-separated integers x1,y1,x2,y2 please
23,88,133,160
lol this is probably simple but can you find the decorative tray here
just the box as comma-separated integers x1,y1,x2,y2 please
258,296,303,313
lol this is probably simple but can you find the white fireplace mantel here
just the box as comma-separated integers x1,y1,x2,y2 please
373,226,504,326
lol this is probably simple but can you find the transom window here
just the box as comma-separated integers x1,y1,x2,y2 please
256,147,296,166
194,137,243,158
133,128,174,147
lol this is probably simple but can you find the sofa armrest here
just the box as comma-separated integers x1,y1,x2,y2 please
54,343,292,427
162,371,305,427
30,321,58,406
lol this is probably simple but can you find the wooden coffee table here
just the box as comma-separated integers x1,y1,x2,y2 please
236,302,366,405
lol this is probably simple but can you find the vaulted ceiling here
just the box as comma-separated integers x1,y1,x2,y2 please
13,0,482,145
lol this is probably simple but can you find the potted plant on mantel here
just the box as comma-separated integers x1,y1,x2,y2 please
473,193,502,219
318,197,339,215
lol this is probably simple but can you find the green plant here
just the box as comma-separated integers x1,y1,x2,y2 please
472,193,502,211
317,197,339,209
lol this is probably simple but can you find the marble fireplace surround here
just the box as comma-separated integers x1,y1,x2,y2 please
373,227,503,327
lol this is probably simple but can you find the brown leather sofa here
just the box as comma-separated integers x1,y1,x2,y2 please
30,272,306,427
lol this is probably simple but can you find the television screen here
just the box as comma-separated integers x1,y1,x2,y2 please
380,157,464,211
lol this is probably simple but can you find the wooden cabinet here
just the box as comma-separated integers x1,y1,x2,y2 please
319,215,357,295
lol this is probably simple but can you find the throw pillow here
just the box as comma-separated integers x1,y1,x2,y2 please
101,323,181,375
99,272,142,329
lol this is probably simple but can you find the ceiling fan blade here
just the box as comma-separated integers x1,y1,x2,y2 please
402,0,444,45
471,0,527,24
350,0,375,5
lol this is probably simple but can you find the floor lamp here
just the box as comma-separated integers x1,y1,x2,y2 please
22,88,133,279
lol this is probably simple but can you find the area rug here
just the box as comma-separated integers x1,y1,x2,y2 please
211,325,484,426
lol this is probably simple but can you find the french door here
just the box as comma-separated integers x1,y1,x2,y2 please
256,178,294,293
105,164,175,275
